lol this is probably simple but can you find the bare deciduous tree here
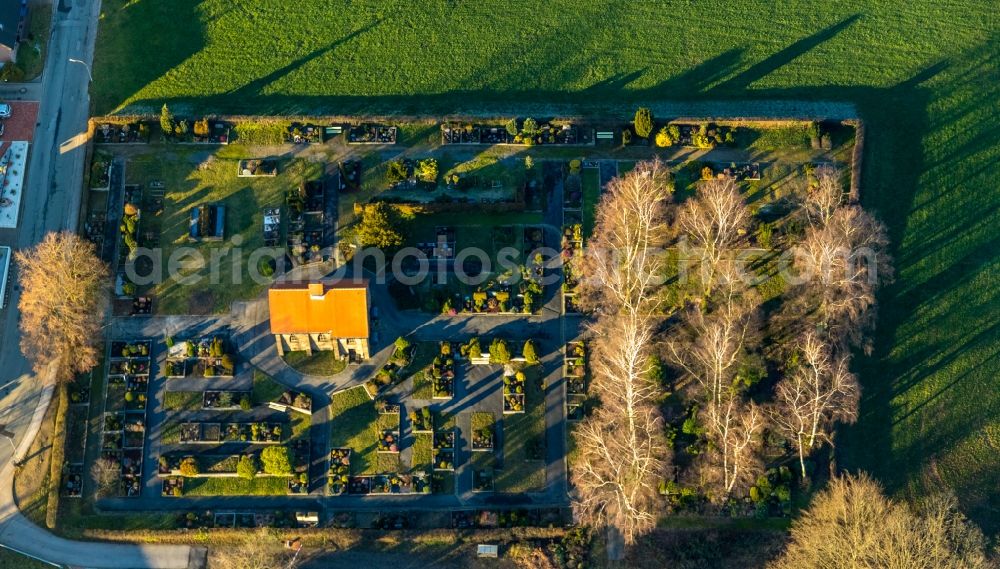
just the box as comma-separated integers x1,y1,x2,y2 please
91,457,120,498
572,160,672,545
771,474,991,569
573,312,669,545
677,177,750,295
666,277,760,428
702,397,764,500
803,165,845,228
578,158,671,315
211,528,300,569
792,206,891,350
16,232,109,382
771,332,860,477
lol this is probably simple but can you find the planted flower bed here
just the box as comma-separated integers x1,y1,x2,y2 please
287,472,309,494
503,370,526,414
471,412,495,451
565,341,587,394
366,340,414,396
410,407,433,433
328,448,351,495
164,359,188,378
112,340,151,359
433,429,456,471
429,342,455,399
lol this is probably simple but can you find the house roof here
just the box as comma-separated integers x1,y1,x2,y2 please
268,279,369,338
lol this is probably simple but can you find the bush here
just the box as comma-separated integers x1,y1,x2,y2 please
159,104,174,136
260,446,293,475
416,158,438,184
179,457,199,476
521,117,539,138
489,338,511,364
467,337,482,359
634,107,653,138
505,118,519,137
522,340,539,365
236,454,257,479
384,159,409,184
655,126,674,147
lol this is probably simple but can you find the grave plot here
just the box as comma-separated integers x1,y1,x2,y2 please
432,429,456,471
471,412,495,451
164,336,236,379
565,341,588,422
95,122,151,144
262,207,281,247
347,123,396,144
188,203,225,241
440,123,483,144
286,122,324,144
716,161,762,181
202,390,252,410
285,179,328,264
364,339,417,397
503,369,526,414
506,119,592,146
116,186,142,299
338,159,362,192
560,220,584,315
238,159,278,177
327,448,351,495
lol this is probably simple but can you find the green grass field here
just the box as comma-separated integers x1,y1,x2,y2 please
93,0,999,533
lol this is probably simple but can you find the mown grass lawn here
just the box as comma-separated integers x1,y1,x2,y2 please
496,366,546,493
328,386,400,474
124,148,323,314
93,0,1000,533
282,351,347,377
182,476,289,496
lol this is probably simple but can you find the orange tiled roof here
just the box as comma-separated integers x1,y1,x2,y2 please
268,279,369,338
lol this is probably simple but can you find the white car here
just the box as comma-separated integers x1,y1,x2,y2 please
0,104,10,118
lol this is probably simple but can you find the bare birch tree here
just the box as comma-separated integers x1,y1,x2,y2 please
666,276,760,429
677,177,750,295
771,474,991,569
792,206,891,350
702,397,764,500
16,232,109,382
578,158,671,315
572,160,671,544
802,165,845,228
771,332,860,477
572,313,669,544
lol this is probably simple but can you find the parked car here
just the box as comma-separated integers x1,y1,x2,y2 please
0,104,10,118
